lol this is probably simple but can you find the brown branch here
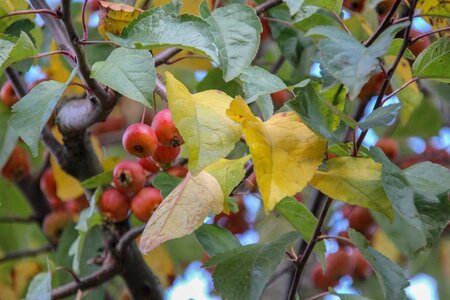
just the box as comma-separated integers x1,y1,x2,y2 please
255,0,283,15
155,76,167,102
364,0,403,47
0,244,53,264
383,77,420,103
115,225,145,256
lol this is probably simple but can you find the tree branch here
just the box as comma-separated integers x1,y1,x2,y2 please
409,26,450,44
364,0,403,47
0,215,39,223
0,244,53,264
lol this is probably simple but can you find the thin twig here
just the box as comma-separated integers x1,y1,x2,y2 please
77,40,115,45
0,9,59,20
0,244,53,264
330,11,351,33
270,56,285,74
0,215,39,223
305,292,331,300
81,0,89,41
31,50,76,63
410,26,450,44
317,234,354,245
166,55,208,65
364,0,403,47
255,0,282,15
155,75,167,102
382,77,420,104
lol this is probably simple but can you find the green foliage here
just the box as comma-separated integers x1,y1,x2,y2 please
25,259,52,300
0,105,17,169
195,224,241,256
358,104,401,130
152,172,182,198
81,170,113,189
0,32,36,73
239,66,287,102
413,38,450,82
91,47,156,107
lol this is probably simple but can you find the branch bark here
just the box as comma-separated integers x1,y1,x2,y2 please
0,244,53,264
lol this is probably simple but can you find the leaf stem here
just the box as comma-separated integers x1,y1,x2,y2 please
382,77,420,104
81,0,89,41
0,8,59,20
0,244,53,264
31,50,76,63
305,292,331,300
77,40,115,45
364,0,403,47
0,215,39,223
410,27,450,45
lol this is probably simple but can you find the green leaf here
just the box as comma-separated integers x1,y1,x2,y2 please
205,4,262,81
369,147,427,255
152,172,182,198
0,105,18,169
284,0,304,15
349,229,409,300
8,68,78,156
239,66,287,103
197,68,242,97
0,32,37,73
288,82,343,141
195,224,241,256
26,259,52,300
330,289,371,300
69,188,102,273
81,170,113,189
294,7,338,33
358,104,401,130
91,47,156,107
303,0,343,13
307,23,408,99
208,232,299,300
413,38,450,82
275,197,326,265
108,4,219,63
386,39,415,60
251,94,274,121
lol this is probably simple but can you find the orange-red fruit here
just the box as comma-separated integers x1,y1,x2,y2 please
99,189,130,222
40,168,57,199
214,197,249,234
353,249,372,279
376,137,399,160
151,109,184,147
271,90,291,109
358,72,393,102
409,29,431,57
347,206,375,235
166,165,188,178
42,211,72,243
1,147,31,181
131,187,163,223
91,116,125,135
122,123,158,158
0,80,19,107
343,0,366,12
64,195,90,215
138,157,160,173
151,145,180,165
311,263,339,291
326,249,357,279
113,161,146,194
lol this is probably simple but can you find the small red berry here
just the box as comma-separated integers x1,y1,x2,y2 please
1,146,31,181
151,145,180,165
311,263,339,291
166,165,188,178
131,187,163,223
99,189,130,222
42,211,72,243
0,80,19,107
137,157,160,173
40,168,57,199
122,123,158,158
271,90,291,109
151,109,184,147
376,137,399,160
113,161,146,194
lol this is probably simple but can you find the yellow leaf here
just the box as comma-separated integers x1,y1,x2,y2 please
139,171,223,254
165,72,242,174
98,1,143,40
417,0,450,18
204,155,251,214
50,127,103,201
41,42,84,96
12,260,41,295
0,285,16,300
143,245,176,288
150,0,212,16
385,56,422,125
310,157,394,220
227,98,327,212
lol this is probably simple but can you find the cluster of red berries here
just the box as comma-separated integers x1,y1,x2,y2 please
98,109,187,223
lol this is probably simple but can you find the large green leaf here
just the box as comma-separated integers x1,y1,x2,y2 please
284,0,304,15
205,4,262,81
413,38,450,82
195,224,241,256
307,23,408,99
239,66,287,103
370,147,427,255
275,197,326,265
8,68,78,156
91,47,156,107
358,104,401,130
151,172,182,198
108,4,218,63
206,232,299,300
0,32,37,73
0,105,18,169
349,229,409,300
303,0,343,13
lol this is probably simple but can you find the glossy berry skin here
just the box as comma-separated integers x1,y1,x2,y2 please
1,147,31,181
40,168,57,199
122,123,158,158
42,211,72,243
113,161,146,194
138,157,160,173
271,90,291,109
131,187,163,223
0,80,19,107
376,137,399,160
151,109,184,147
99,189,130,222
166,165,188,178
151,145,180,165
409,29,431,57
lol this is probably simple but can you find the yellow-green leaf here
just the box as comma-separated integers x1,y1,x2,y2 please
310,157,394,220
227,97,327,212
165,72,242,174
139,171,223,254
204,155,251,214
97,1,143,40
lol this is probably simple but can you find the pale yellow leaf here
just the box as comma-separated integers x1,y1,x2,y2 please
143,245,176,288
310,157,394,220
165,72,242,174
139,171,223,254
97,1,143,40
204,155,251,214
227,97,327,212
